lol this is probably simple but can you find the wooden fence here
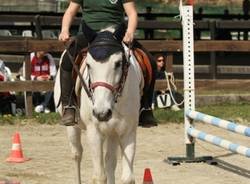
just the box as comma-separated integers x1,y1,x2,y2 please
1,39,250,116
1,13,250,79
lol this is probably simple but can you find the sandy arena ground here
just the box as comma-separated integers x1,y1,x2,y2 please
0,123,249,184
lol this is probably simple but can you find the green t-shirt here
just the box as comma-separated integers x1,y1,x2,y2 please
72,0,131,31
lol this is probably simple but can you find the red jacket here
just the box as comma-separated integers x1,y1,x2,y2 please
31,55,50,77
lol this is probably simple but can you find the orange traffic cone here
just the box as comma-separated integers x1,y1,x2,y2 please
143,168,153,184
6,132,30,163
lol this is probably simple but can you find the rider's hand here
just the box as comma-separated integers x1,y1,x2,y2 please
123,31,134,44
59,31,70,42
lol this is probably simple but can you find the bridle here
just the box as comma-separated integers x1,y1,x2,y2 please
87,40,130,103
67,32,131,104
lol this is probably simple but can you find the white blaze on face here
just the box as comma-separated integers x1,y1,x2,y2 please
86,52,123,121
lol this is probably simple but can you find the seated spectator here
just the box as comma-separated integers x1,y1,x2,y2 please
153,54,183,111
30,51,57,113
155,54,167,80
0,59,16,115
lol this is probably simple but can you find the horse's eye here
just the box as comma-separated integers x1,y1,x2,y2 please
115,62,121,69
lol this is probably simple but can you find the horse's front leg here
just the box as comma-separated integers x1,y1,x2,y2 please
105,135,118,184
86,125,106,184
120,129,136,184
67,126,83,184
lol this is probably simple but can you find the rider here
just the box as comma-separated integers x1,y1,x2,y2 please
59,0,158,127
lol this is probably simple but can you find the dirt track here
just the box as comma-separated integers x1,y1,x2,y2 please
0,123,249,184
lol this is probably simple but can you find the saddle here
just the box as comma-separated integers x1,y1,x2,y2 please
133,48,153,89
73,47,153,97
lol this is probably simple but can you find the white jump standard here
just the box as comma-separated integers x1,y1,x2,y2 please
167,3,250,165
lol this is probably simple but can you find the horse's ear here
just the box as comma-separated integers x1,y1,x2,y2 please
82,21,97,43
113,22,127,43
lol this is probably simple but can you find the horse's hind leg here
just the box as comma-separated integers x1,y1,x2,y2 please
120,130,136,184
67,126,83,184
105,135,118,184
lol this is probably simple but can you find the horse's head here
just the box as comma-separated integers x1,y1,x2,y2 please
82,23,128,122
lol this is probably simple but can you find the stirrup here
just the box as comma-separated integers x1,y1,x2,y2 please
61,105,77,126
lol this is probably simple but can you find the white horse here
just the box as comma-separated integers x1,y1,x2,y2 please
54,24,143,184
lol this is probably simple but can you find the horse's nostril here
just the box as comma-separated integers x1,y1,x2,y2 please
93,109,112,122
106,109,112,118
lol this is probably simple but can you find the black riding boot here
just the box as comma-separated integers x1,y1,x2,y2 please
139,100,158,127
139,72,158,127
60,68,76,126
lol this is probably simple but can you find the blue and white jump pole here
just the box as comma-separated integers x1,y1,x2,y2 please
167,1,250,164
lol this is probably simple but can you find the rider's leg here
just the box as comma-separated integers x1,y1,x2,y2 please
60,34,88,126
133,40,158,127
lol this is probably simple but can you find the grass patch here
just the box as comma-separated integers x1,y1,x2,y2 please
0,112,60,125
1,102,250,125
32,112,60,125
154,102,250,124
154,108,184,123
0,114,20,125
